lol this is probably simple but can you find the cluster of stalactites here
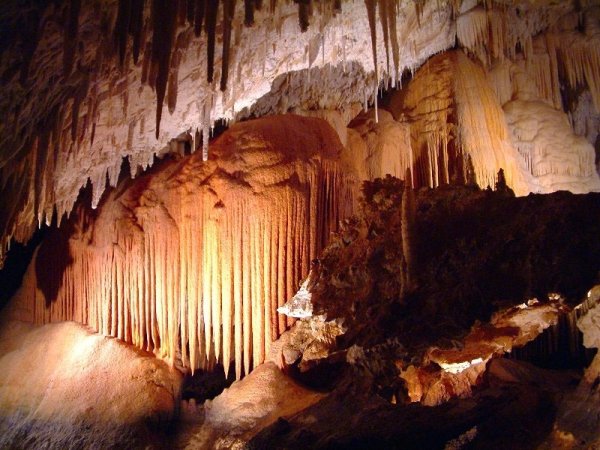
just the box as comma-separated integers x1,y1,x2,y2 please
9,153,355,379
457,2,600,113
392,50,526,193
0,0,338,269
3,0,599,270
0,0,345,268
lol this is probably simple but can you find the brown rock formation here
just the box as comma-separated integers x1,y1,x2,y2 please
8,114,356,379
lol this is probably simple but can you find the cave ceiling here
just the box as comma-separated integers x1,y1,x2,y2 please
0,0,599,267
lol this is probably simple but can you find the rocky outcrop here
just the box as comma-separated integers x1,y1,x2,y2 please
0,320,182,449
2,0,600,269
346,109,413,182
388,50,600,196
271,178,600,411
546,286,600,448
179,362,324,449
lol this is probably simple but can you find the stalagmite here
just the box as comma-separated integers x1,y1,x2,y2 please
8,115,355,379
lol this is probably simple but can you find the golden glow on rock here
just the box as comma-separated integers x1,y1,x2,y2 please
8,116,355,379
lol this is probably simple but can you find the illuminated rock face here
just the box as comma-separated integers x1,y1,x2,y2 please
577,286,600,354
504,99,600,193
8,115,355,379
0,320,182,449
5,0,599,266
183,362,324,448
346,109,414,182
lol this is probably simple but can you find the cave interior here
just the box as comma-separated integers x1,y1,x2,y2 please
1,0,600,448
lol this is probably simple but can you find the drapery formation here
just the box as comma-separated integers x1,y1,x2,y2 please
389,50,600,195
0,0,456,268
9,115,356,378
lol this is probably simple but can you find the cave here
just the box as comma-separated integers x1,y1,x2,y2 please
1,0,600,448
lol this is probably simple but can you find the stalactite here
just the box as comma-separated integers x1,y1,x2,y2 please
8,116,356,379
378,0,391,75
5,0,376,268
205,0,219,83
221,0,235,91
18,9,42,85
5,0,600,280
63,0,81,77
194,0,206,36
151,0,179,138
364,0,378,81
456,7,489,66
202,97,211,161
387,0,400,82
115,0,133,67
394,50,529,194
186,0,196,25
70,77,89,142
167,31,188,114
297,0,311,32
245,0,255,25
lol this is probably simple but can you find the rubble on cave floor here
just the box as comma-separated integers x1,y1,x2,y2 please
255,178,600,449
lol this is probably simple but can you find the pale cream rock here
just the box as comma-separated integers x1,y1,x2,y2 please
348,109,414,181
0,320,182,448
504,99,600,194
182,362,324,449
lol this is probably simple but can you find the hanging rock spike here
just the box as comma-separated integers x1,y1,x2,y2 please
364,0,378,82
206,0,219,83
194,0,206,36
63,0,81,77
244,0,255,25
221,0,236,91
151,0,178,139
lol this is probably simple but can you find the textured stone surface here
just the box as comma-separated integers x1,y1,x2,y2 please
0,320,182,449
544,286,600,449
3,0,600,266
347,108,413,181
179,362,324,449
